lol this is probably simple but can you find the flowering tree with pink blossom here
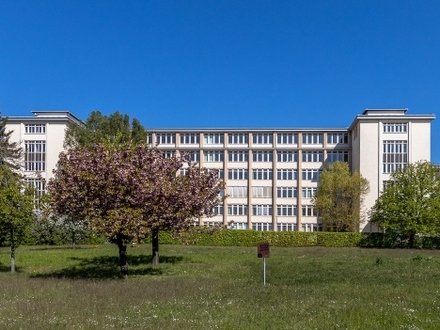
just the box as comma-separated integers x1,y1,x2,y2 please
47,143,224,277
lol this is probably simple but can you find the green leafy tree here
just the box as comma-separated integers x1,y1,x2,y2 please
64,110,148,148
47,143,224,277
0,165,34,272
0,115,22,170
370,161,440,246
313,162,369,232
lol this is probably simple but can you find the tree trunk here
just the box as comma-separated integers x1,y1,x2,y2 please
117,233,129,278
152,228,159,266
71,230,76,250
408,231,416,248
10,228,15,273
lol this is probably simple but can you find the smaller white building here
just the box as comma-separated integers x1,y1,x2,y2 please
6,111,83,197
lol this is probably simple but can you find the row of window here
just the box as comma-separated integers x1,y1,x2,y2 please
382,140,408,173
24,141,46,171
24,124,46,134
173,150,348,163
226,186,316,198
200,221,322,232
383,122,407,133
220,204,316,216
153,133,349,145
226,168,321,181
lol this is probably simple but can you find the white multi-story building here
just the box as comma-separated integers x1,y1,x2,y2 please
6,111,83,198
6,108,435,232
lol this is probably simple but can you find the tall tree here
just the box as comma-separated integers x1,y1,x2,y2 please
47,143,224,277
0,115,22,170
64,110,148,148
0,165,34,272
313,162,369,232
370,161,440,246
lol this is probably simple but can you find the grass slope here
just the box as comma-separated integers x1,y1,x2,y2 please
0,244,439,329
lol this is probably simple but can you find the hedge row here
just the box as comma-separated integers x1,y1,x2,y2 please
156,228,440,249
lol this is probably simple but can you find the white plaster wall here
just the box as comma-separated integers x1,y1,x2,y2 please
45,121,68,181
357,121,380,231
409,120,431,162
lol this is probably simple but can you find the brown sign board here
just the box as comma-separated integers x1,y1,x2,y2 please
257,242,270,258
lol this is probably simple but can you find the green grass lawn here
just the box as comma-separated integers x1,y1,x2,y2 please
0,244,439,329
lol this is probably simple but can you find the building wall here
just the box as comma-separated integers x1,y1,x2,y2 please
349,109,435,231
6,111,82,196
5,109,435,232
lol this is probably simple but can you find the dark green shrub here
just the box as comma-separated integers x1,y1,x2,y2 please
317,232,363,247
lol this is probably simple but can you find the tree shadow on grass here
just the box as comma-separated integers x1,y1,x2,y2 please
30,254,185,280
0,263,12,272
29,246,95,251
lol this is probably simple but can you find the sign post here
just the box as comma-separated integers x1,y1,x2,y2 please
257,242,270,285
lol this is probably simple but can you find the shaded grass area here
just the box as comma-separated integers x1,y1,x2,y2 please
0,245,440,329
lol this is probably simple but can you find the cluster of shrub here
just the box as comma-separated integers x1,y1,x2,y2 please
0,216,106,248
152,227,440,249
1,221,439,249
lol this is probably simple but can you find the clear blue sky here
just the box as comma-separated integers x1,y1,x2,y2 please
1,1,440,161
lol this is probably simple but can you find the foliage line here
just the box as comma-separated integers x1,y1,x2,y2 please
153,228,440,249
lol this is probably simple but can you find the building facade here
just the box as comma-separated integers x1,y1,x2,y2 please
6,109,435,232
6,111,83,199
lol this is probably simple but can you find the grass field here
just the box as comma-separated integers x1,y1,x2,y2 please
0,244,439,330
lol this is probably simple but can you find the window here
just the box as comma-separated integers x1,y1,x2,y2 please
228,169,248,180
277,186,297,198
25,124,46,134
180,168,189,176
253,133,273,144
228,204,248,215
147,133,153,145
204,221,223,227
301,187,316,198
252,223,273,231
204,151,224,162
228,133,248,144
188,151,200,162
228,151,248,162
302,169,322,181
253,151,273,162
277,223,298,231
383,122,408,133
162,151,175,158
227,186,248,198
25,141,46,171
25,178,46,203
302,205,316,216
213,205,224,215
327,133,348,144
302,223,322,232
207,168,224,179
204,133,224,144
253,169,273,180
383,140,408,173
156,133,175,144
277,204,297,216
302,133,323,145
180,133,200,144
229,222,248,230
252,204,272,216
277,133,298,144
277,151,298,162
277,169,297,180
252,186,272,198
327,151,349,163
302,151,323,162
